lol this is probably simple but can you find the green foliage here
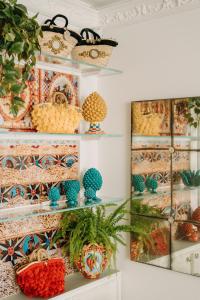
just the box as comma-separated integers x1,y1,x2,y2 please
54,201,132,266
0,0,42,115
131,199,162,217
185,97,200,128
180,170,200,187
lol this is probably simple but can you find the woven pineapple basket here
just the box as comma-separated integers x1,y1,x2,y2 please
39,14,80,57
71,28,118,67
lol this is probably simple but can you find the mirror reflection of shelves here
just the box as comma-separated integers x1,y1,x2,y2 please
0,197,123,223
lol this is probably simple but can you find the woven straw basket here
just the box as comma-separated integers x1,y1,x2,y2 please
31,102,82,134
72,28,118,67
39,14,80,57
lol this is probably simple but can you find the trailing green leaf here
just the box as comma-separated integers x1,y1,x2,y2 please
0,0,41,115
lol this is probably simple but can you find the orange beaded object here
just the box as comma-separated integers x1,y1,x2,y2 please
82,92,107,134
16,249,65,298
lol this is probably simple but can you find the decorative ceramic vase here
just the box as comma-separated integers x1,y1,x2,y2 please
87,122,104,135
76,244,108,279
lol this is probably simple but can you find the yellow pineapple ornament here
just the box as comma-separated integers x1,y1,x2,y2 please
82,92,107,134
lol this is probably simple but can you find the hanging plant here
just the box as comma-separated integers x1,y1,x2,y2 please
185,97,200,128
0,0,42,116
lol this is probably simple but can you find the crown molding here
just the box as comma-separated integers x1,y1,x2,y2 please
19,0,99,29
100,0,200,27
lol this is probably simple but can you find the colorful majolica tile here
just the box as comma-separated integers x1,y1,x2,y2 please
0,143,79,208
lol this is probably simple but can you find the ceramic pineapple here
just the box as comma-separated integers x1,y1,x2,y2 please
82,92,107,134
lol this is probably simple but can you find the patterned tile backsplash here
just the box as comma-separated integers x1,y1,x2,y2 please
0,140,79,298
0,143,79,208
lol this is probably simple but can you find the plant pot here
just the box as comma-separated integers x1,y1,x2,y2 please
76,244,109,279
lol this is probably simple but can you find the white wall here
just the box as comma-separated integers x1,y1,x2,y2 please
99,8,200,300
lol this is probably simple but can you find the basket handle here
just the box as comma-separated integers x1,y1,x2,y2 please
29,249,49,262
45,14,69,29
80,28,101,41
44,19,52,25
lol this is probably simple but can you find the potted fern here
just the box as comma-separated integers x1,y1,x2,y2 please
54,201,132,279
0,0,42,116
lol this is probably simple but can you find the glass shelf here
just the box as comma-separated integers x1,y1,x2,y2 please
0,197,122,223
132,185,200,201
36,52,123,77
131,188,171,201
0,131,123,144
132,135,200,141
6,270,119,300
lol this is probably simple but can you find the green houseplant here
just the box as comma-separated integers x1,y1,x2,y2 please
54,201,132,279
0,0,42,115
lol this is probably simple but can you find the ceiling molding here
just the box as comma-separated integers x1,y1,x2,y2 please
19,0,99,29
99,0,200,27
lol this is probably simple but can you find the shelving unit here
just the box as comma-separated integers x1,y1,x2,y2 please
0,51,123,300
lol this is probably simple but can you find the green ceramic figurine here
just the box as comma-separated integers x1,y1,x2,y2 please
83,168,103,205
48,187,60,207
180,170,200,187
63,180,80,208
145,176,158,194
132,175,145,195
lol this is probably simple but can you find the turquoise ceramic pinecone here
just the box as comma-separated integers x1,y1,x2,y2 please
48,187,61,207
83,168,103,204
63,180,80,208
132,175,145,194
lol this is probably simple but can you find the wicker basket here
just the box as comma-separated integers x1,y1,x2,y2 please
71,28,118,67
39,14,80,57
31,102,82,134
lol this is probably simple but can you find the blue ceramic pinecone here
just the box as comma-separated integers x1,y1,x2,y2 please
146,177,158,193
63,180,80,208
48,187,60,207
132,175,145,194
83,168,103,205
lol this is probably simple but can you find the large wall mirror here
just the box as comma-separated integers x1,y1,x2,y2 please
130,98,200,277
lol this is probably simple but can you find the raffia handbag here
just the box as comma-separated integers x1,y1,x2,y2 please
71,28,118,67
39,14,80,57
16,249,65,298
31,100,83,134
